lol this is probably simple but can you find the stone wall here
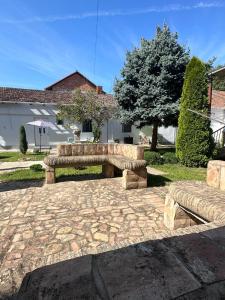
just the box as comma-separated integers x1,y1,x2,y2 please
207,160,225,191
57,143,145,160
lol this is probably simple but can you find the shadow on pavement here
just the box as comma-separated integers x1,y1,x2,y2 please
5,225,225,299
0,180,44,192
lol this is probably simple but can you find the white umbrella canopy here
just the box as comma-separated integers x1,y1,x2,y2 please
26,119,56,151
26,119,55,129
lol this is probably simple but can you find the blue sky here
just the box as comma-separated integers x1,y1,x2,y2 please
0,0,225,93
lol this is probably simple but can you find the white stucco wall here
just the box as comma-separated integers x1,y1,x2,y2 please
0,102,177,149
211,108,225,131
211,108,225,145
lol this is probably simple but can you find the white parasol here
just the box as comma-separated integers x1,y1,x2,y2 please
27,119,55,151
27,119,55,129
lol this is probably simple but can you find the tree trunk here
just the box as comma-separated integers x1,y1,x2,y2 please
151,122,158,151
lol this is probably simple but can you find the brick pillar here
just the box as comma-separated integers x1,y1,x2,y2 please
164,195,198,230
46,167,56,184
102,163,114,178
122,167,147,190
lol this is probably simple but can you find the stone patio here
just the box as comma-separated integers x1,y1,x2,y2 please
0,177,168,296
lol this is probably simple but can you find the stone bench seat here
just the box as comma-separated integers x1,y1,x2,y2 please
44,143,148,189
164,180,225,230
44,155,146,170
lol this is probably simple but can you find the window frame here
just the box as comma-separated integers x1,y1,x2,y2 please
122,123,132,133
82,119,93,133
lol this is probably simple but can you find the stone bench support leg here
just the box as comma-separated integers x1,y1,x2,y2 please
46,167,56,184
122,167,147,190
102,163,114,178
164,195,198,230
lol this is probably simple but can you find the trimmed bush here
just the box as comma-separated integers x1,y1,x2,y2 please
19,126,28,155
163,152,178,164
30,164,43,172
176,57,214,167
145,151,164,165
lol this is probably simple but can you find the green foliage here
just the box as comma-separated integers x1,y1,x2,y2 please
30,164,43,172
144,151,164,165
212,144,225,160
0,152,46,162
148,164,206,184
212,64,225,91
163,152,178,164
0,166,101,182
58,89,115,142
19,126,28,155
213,77,225,91
92,125,102,143
176,57,215,167
114,25,189,149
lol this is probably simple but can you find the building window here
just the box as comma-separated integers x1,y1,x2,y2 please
56,114,64,125
122,124,132,133
82,120,92,132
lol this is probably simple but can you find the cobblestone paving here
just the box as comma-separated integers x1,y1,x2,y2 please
0,177,168,294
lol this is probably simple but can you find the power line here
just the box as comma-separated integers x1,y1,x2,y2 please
93,0,99,79
187,109,225,125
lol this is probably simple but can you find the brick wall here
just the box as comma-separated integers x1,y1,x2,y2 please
211,90,225,108
47,72,96,91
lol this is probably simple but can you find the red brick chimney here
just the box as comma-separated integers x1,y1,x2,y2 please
96,86,103,94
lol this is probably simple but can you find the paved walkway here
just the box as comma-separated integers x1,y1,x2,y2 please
0,160,45,173
0,177,168,295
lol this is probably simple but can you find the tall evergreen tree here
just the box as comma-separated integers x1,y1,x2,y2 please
114,25,189,150
19,126,28,154
176,57,214,167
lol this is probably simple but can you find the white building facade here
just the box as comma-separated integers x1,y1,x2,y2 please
0,72,177,149
0,101,177,149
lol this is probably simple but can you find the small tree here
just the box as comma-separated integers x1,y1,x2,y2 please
58,89,114,142
176,57,214,167
19,126,28,154
212,64,225,91
114,25,189,150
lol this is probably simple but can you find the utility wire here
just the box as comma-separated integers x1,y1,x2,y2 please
93,0,99,79
187,109,225,125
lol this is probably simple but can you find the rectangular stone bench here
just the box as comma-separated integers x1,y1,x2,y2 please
44,143,147,189
164,160,225,230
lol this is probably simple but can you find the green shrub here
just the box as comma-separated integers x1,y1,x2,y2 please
145,151,164,165
93,125,101,143
213,145,225,160
19,126,28,154
176,57,214,167
30,164,43,172
163,152,178,164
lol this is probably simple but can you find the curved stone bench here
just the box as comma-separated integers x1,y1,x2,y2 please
44,143,147,189
164,180,225,230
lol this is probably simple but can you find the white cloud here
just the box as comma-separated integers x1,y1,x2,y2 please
0,2,224,24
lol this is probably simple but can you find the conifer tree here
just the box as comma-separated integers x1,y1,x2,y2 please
114,25,189,150
176,57,214,166
19,126,28,154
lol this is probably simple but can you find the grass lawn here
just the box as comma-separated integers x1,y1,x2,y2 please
0,163,206,186
0,166,102,182
0,152,47,162
0,147,206,185
148,164,206,187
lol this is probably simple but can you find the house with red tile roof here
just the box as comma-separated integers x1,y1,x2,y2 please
3,71,171,149
1,69,223,149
